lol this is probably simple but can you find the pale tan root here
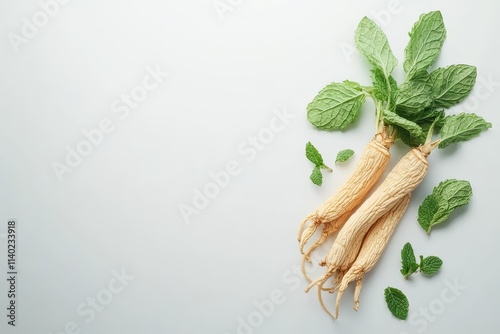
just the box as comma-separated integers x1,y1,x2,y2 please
318,278,336,320
303,210,351,261
298,213,314,241
324,149,428,280
301,258,335,288
298,132,392,249
305,272,329,293
353,278,363,311
321,270,345,293
305,268,339,293
301,212,351,284
299,216,322,253
334,195,412,317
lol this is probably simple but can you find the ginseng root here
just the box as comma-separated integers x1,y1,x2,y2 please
312,147,428,288
334,194,411,318
298,131,393,256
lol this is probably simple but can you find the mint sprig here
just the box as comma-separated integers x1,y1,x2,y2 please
305,142,332,186
400,242,443,278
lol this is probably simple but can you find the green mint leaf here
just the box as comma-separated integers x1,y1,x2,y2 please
343,80,363,90
438,113,492,149
307,82,366,130
400,242,420,279
310,166,323,186
395,73,433,117
305,142,324,166
429,65,477,109
418,179,473,234
412,108,446,126
355,17,397,79
419,255,443,275
398,109,445,147
371,68,398,103
404,11,446,80
384,287,409,320
335,149,354,163
397,126,426,148
384,110,423,139
418,194,440,233
371,68,389,101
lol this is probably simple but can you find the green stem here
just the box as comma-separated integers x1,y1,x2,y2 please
321,164,333,172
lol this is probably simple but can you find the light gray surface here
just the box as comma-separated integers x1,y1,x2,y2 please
1,1,499,333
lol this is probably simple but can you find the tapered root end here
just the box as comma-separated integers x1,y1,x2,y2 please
302,227,332,261
335,289,345,319
301,255,314,284
298,214,314,242
353,278,364,311
318,278,337,320
305,268,335,293
299,224,319,254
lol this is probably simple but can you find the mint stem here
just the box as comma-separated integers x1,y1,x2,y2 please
321,165,333,172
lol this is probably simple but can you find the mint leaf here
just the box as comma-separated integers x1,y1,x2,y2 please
395,73,433,117
305,142,332,186
310,166,323,186
384,287,409,320
400,242,420,279
429,65,477,109
305,141,324,166
355,17,397,79
412,108,446,126
307,82,366,130
404,11,446,80
384,110,423,139
419,255,443,275
371,68,398,104
418,179,473,234
397,109,445,147
417,194,440,232
397,127,426,148
343,80,362,90
335,149,354,163
439,113,492,148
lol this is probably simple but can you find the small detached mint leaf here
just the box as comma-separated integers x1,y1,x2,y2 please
310,166,323,186
419,255,443,275
384,287,409,320
418,179,473,234
401,242,420,279
336,149,354,163
306,142,324,166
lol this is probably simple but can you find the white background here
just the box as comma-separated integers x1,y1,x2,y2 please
1,1,499,333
